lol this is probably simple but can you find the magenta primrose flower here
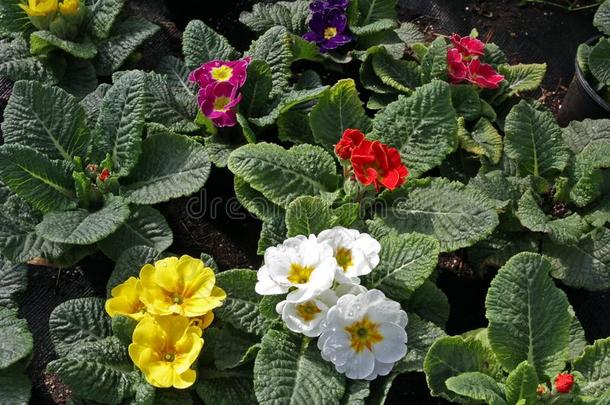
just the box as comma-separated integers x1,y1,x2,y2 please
189,57,251,88
199,81,243,128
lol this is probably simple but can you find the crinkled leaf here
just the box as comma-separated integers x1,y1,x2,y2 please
0,38,56,83
81,83,111,126
590,38,610,86
486,253,571,379
247,26,292,99
145,72,198,134
30,31,97,59
569,308,588,361
0,260,27,309
240,0,310,34
86,0,126,40
451,84,481,121
396,314,446,373
182,20,238,70
562,118,610,154
573,337,610,397
214,324,260,370
107,245,162,295
407,280,450,328
240,59,273,118
497,63,546,96
371,47,420,93
356,0,397,25
0,364,31,405
351,18,397,35
258,214,288,255
421,37,449,83
250,86,328,127
59,58,98,100
0,0,28,36
445,372,507,405
197,366,257,405
0,307,33,369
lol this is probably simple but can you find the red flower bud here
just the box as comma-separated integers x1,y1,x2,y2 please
99,168,111,182
350,139,409,191
554,373,574,394
335,129,365,160
450,33,485,57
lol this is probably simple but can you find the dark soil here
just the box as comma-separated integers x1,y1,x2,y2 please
10,0,610,404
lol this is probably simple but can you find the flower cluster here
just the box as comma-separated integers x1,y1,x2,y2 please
256,227,409,380
447,34,504,89
189,57,251,127
303,0,352,52
20,0,85,36
335,129,409,192
105,255,226,388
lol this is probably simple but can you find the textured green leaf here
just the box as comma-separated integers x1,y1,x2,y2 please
359,49,397,94
421,37,449,83
145,72,198,134
504,101,569,177
0,0,28,36
234,176,284,223
215,269,268,336
239,0,310,34
371,47,420,93
122,129,210,204
357,0,396,25
351,18,397,35
445,372,507,405
228,143,339,209
504,361,538,405
497,63,546,96
467,229,539,272
86,0,126,40
569,142,610,207
544,227,610,291
97,206,173,261
278,103,316,144
451,84,481,121
258,215,288,255
363,233,439,301
81,83,111,126
2,80,90,161
182,20,238,69
59,58,98,100
0,364,31,405
36,197,130,245
371,80,457,177
214,324,260,370
197,366,257,405
0,144,76,213
250,86,328,127
395,22,425,45
573,338,610,397
486,253,571,379
310,79,371,150
49,298,112,357
107,245,162,295
470,118,503,164
396,314,446,373
563,119,610,154
484,43,508,65
0,307,32,369
0,38,56,83
0,260,27,310
247,26,292,99
569,309,588,361
590,38,610,86
371,178,499,251
254,329,345,405
92,71,146,175
30,31,97,59
93,17,159,76
407,280,450,328
240,60,273,118
340,380,370,405
595,0,610,35
285,196,334,237
424,336,501,402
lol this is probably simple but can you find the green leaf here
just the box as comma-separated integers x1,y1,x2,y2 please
197,366,257,405
371,178,499,252
0,260,27,310
359,49,398,94
504,101,569,177
371,80,457,177
451,84,482,121
0,144,76,213
0,364,31,405
396,314,446,373
93,17,159,76
351,18,397,35
0,307,33,369
470,118,503,164
107,245,162,295
590,38,610,86
395,22,425,45
0,0,29,36
81,83,111,126
121,129,210,205
247,26,292,99
285,196,334,237
250,86,328,127
0,38,56,83
278,104,316,144
573,337,610,397
215,269,268,336
49,297,112,357
486,253,571,379
467,229,539,271
363,233,439,301
239,0,310,34
340,380,370,405
92,71,146,175
504,361,538,405
86,0,126,40
183,20,238,69
228,143,339,209
2,80,90,161
563,118,610,154
258,215,288,255
254,329,345,405
145,72,198,134
421,37,449,83
214,324,260,370
497,63,547,96
97,206,173,261
407,280,450,328
357,0,397,25
59,58,98,100
445,372,507,405
595,0,610,35
544,227,610,291
240,60,273,118
234,176,284,223
30,31,97,59
371,47,420,93
568,310,588,362
36,197,130,245
310,79,371,150
424,336,501,402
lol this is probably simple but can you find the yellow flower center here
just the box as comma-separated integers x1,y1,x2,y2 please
336,247,353,272
287,263,314,284
213,96,231,112
324,27,338,40
172,295,183,304
211,65,233,82
345,317,384,353
164,353,175,362
295,301,321,321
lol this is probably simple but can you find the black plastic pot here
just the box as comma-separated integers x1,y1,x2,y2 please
558,36,610,126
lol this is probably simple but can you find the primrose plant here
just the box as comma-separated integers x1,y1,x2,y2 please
424,252,610,404
0,0,159,98
0,72,211,266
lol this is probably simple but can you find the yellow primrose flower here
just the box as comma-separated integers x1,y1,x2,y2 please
129,315,203,389
140,255,226,317
189,311,214,330
105,277,147,321
58,0,79,15
19,0,58,17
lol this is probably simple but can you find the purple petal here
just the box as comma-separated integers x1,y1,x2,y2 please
308,12,327,33
303,31,322,42
328,10,347,32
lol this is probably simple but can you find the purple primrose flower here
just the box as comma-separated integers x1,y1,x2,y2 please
303,7,352,52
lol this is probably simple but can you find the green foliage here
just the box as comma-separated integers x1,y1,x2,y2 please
573,338,610,397
239,1,310,34
183,20,238,70
30,31,97,59
86,0,127,40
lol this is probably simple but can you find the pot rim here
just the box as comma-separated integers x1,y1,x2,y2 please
575,35,610,113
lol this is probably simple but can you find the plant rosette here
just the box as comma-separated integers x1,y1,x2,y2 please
0,0,159,99
424,252,610,404
0,72,211,266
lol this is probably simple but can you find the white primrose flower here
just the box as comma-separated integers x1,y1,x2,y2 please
317,289,408,380
255,235,337,303
317,227,381,284
276,290,338,337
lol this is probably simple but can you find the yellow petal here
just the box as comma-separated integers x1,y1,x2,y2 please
132,316,165,350
173,368,196,389
147,361,174,388
154,315,189,346
155,257,183,293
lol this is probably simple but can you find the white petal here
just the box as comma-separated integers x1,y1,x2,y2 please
255,266,288,295
319,330,352,367
343,350,376,380
371,323,408,363
364,361,395,380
